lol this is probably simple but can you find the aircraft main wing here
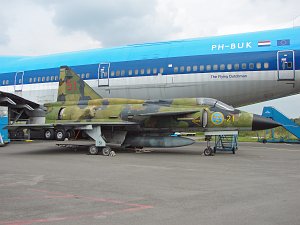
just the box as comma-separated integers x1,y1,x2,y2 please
7,121,139,130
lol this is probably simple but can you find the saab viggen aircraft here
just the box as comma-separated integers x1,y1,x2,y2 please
3,67,280,156
0,26,299,106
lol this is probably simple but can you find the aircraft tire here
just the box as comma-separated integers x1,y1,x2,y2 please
89,145,99,155
44,129,54,140
102,146,111,156
55,129,66,141
204,147,213,156
66,129,75,139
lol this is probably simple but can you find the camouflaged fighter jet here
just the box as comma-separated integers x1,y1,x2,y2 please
3,66,280,155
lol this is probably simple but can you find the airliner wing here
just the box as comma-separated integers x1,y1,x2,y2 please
0,91,40,110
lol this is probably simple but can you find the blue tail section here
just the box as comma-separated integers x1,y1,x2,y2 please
262,107,300,139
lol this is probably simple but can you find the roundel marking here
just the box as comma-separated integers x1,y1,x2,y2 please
211,112,224,125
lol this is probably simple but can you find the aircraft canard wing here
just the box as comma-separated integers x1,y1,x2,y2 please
138,110,198,117
0,91,40,110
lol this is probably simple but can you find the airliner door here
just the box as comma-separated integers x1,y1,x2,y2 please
277,50,295,81
14,71,24,92
98,63,110,86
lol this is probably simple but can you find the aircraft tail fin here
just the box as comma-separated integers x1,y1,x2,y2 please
57,66,102,102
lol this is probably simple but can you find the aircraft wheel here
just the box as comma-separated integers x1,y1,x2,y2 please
102,146,112,156
55,129,66,141
66,129,75,139
89,145,99,155
44,129,54,140
204,147,213,156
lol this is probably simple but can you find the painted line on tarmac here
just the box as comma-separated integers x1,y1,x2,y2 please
0,188,153,225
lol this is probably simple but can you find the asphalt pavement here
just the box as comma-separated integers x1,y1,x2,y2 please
0,141,300,225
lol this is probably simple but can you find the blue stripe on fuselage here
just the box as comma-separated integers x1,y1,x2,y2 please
0,50,299,86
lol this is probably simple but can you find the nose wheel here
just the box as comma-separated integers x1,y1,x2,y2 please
204,135,214,156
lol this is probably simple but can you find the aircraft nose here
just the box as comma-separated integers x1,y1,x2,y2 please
252,114,281,131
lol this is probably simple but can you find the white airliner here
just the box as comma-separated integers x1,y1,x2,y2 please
0,26,299,107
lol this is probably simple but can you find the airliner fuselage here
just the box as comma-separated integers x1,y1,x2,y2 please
0,27,299,106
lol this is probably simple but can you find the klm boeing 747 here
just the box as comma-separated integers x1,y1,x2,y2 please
0,26,299,106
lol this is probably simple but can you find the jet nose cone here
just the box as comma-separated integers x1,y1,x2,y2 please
252,114,282,131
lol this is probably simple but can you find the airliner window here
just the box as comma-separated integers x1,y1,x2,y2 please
86,73,90,78
46,76,50,81
193,66,198,72
116,70,120,76
147,68,151,74
264,63,269,69
200,65,204,71
206,65,211,71
220,64,225,70
51,76,54,81
38,77,41,82
227,64,232,70
55,76,58,81
234,64,239,70
213,65,218,71
29,78,32,83
2,80,5,85
249,63,254,70
160,68,164,74
128,70,133,76
33,77,36,83
134,69,138,75
256,62,262,70
111,71,115,77
6,80,9,85
242,63,247,69
19,79,22,84
187,66,191,72
180,66,185,72
174,67,178,73
121,70,125,76
153,68,158,74
140,69,145,75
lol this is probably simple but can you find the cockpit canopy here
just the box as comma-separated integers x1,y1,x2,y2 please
196,98,235,112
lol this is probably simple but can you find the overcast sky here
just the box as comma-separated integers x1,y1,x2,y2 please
1,0,300,117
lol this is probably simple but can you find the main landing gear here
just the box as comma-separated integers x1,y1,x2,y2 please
88,145,115,156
